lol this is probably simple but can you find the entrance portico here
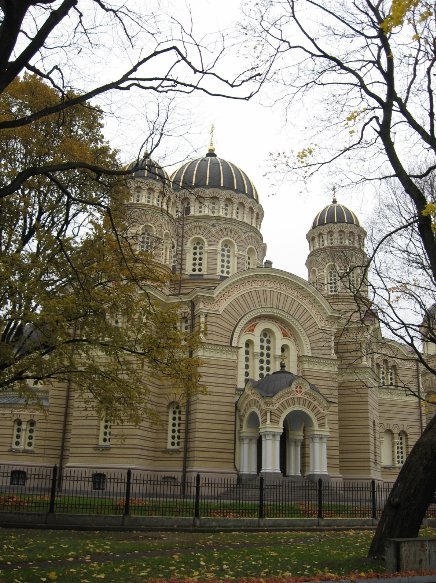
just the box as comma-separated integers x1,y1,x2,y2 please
237,368,331,478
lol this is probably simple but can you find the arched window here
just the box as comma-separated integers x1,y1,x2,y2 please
167,403,182,449
222,199,233,217
12,419,36,450
396,431,407,465
255,212,260,229
259,329,274,379
327,231,334,245
380,361,387,386
189,238,205,274
246,247,257,269
171,242,177,270
99,418,111,446
244,340,254,380
236,203,245,220
249,208,254,225
319,234,325,247
134,187,142,203
182,198,191,216
338,231,345,245
197,197,205,214
219,240,235,276
146,188,153,204
388,366,396,386
163,233,171,265
139,225,154,252
348,232,355,245
381,429,394,465
12,419,24,449
327,266,338,293
310,268,317,286
209,197,219,215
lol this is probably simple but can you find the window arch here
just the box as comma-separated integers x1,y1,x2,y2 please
167,403,182,449
338,231,345,245
246,247,257,269
396,431,407,465
189,238,206,274
388,366,396,386
327,265,338,293
139,225,154,252
327,231,334,245
182,197,191,216
319,234,325,247
218,239,236,276
381,429,394,465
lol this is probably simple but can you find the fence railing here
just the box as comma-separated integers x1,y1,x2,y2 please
1,464,435,520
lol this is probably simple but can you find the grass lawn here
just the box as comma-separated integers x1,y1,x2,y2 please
0,527,414,583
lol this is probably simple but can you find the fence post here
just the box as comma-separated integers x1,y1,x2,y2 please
194,473,201,519
124,469,132,517
258,476,265,519
48,465,58,513
317,478,323,520
371,480,377,519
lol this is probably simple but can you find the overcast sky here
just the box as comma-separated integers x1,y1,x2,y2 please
103,0,375,278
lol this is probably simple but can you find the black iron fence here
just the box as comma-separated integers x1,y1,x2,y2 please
1,464,435,520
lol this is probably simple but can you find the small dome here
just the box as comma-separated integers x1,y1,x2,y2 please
128,156,169,183
171,150,259,201
252,365,298,397
312,196,359,229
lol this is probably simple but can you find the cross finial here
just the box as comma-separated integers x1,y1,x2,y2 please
332,185,337,204
208,124,215,153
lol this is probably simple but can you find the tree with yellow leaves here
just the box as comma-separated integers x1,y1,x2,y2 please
0,75,201,424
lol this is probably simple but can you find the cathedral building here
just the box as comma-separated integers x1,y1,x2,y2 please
0,143,427,483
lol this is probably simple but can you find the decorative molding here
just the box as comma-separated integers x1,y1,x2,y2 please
378,387,417,401
300,355,338,372
196,343,239,360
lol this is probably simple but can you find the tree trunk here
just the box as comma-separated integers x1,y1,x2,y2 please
368,413,436,558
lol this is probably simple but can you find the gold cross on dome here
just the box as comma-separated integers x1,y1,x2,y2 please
209,124,215,153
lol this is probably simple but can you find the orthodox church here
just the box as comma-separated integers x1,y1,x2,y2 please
0,141,428,484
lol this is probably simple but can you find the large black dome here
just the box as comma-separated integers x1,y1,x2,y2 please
128,156,169,183
312,197,359,229
171,150,259,201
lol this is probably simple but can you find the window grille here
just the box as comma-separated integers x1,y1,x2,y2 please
191,239,204,273
220,242,232,276
168,403,182,448
92,473,106,490
99,419,111,446
259,330,272,378
10,470,27,486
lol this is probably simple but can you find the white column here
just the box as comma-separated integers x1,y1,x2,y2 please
320,436,328,474
261,431,281,473
240,437,249,473
286,437,303,476
310,435,321,474
261,432,272,472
